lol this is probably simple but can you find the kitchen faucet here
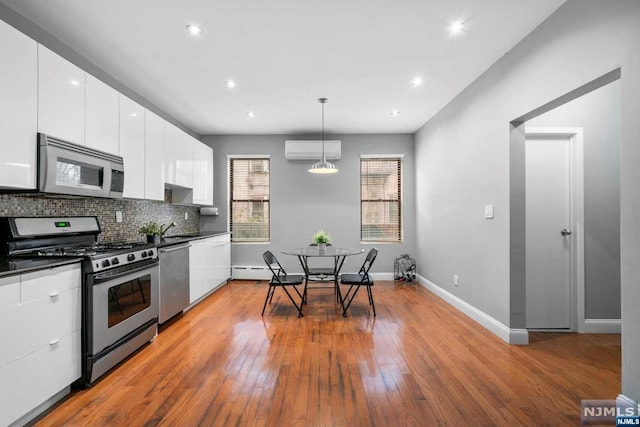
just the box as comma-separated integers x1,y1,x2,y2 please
160,222,176,236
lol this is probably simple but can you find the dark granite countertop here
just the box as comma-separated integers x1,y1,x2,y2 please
0,257,83,278
156,231,230,248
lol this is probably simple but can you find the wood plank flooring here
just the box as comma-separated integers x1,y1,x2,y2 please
35,280,621,426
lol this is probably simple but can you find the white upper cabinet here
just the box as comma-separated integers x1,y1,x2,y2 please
85,74,119,154
0,20,37,190
37,45,85,144
119,96,145,199
144,110,165,201
164,122,193,189
192,139,214,206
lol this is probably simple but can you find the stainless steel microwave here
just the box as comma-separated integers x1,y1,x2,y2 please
38,133,124,198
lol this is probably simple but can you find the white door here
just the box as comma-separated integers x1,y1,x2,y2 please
525,136,573,329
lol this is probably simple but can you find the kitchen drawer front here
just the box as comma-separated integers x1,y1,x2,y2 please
0,276,20,312
20,263,81,303
38,286,82,350
0,299,38,367
0,284,80,368
0,330,81,427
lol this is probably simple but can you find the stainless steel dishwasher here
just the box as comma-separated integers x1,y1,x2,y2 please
158,242,191,324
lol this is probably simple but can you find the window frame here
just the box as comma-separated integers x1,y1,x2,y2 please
228,155,271,244
359,154,404,244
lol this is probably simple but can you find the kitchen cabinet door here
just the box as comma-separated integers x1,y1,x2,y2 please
0,20,37,189
188,236,230,304
192,140,214,206
210,236,231,290
188,239,208,303
85,73,119,154
144,110,165,201
164,122,193,189
120,96,145,199
0,263,82,427
38,45,85,145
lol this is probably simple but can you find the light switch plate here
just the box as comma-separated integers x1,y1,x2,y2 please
115,211,123,223
184,212,189,220
484,205,494,219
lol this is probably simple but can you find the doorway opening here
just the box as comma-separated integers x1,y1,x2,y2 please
509,68,621,339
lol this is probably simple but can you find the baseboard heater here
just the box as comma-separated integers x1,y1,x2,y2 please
231,265,271,280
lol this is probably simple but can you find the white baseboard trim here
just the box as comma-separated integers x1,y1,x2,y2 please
416,274,529,345
370,272,395,281
583,318,621,333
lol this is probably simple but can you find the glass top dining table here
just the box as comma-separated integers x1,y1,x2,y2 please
280,247,364,308
281,246,364,258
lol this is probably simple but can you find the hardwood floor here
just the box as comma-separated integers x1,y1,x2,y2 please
35,280,621,426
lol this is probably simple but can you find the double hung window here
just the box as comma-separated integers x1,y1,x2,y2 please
229,158,270,242
360,157,403,242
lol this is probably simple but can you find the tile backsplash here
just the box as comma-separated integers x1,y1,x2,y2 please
0,194,200,243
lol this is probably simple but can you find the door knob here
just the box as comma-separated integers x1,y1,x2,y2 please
561,229,573,236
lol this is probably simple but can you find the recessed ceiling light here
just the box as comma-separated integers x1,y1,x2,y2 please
186,24,203,36
411,77,423,87
225,80,237,89
449,20,465,35
247,111,255,118
390,110,400,116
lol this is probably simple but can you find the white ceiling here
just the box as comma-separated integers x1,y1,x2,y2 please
1,0,565,136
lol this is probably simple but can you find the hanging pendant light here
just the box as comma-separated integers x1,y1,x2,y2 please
309,97,338,174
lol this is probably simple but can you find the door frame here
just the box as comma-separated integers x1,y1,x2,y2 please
525,127,585,332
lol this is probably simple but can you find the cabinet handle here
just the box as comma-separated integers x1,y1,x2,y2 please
49,338,61,346
49,291,60,298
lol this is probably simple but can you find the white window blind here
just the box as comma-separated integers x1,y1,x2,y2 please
230,158,270,242
360,158,402,242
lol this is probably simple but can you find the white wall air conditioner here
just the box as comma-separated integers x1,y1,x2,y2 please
284,140,341,160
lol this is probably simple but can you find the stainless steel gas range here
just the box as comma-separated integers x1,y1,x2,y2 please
0,216,159,386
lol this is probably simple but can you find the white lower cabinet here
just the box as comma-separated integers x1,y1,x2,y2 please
0,263,82,427
189,235,231,304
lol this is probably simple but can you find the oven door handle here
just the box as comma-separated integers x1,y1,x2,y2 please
92,260,158,285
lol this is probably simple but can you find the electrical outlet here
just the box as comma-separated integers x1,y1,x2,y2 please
184,212,188,220
454,274,459,287
115,211,123,223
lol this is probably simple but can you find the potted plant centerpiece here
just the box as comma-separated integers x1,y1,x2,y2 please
312,230,331,252
139,221,163,244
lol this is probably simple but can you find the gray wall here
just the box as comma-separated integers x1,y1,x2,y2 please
414,0,640,401
200,134,415,275
527,80,621,319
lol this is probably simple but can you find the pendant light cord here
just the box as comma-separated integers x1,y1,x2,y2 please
319,98,326,161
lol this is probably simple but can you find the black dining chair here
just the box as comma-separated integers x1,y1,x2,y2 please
262,250,306,317
339,248,378,317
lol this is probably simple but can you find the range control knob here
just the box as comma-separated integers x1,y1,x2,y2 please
111,257,120,265
147,250,154,257
102,259,111,268
127,253,135,261
141,251,148,258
